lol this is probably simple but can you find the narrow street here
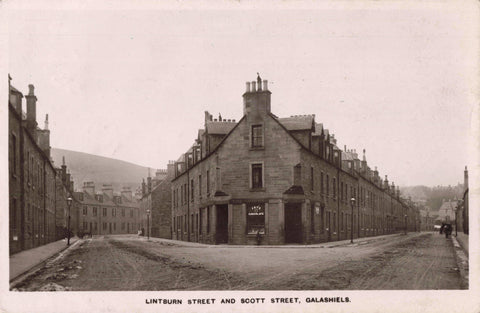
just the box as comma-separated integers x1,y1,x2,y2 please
12,232,464,291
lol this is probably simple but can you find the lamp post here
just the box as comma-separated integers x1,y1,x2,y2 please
146,209,150,240
67,197,73,246
350,197,356,244
454,197,458,237
404,214,407,235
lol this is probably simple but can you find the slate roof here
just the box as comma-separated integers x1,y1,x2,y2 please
277,115,315,131
206,121,237,135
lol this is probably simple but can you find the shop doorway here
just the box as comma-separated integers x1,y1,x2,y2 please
216,204,228,244
285,203,302,243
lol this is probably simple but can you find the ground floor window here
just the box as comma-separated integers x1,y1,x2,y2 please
246,203,265,235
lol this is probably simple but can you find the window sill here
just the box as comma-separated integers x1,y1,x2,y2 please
249,147,265,151
250,188,266,192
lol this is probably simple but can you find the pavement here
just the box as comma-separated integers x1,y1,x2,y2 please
451,232,469,289
10,237,78,284
141,232,412,248
455,232,469,255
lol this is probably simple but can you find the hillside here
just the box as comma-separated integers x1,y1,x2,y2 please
400,184,464,211
51,148,154,193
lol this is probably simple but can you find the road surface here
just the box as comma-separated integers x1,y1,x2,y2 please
12,232,464,291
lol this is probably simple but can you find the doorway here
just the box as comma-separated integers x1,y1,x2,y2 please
216,205,228,244
285,203,302,243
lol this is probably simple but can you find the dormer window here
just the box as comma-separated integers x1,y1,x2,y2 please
251,125,264,148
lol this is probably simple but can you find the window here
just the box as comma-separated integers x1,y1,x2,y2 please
321,172,324,194
333,177,336,200
130,209,133,217
190,179,194,202
113,223,116,231
199,175,202,197
199,209,203,234
246,203,265,235
103,208,107,216
112,208,116,217
93,207,97,216
207,207,210,233
333,212,336,232
206,170,210,194
94,222,97,231
310,167,314,191
122,208,125,217
340,182,344,202
251,163,263,189
251,125,264,147
310,203,315,233
83,206,87,216
191,214,194,232
341,212,344,231
103,222,107,230
326,174,330,197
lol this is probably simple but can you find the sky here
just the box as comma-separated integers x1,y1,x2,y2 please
4,1,479,187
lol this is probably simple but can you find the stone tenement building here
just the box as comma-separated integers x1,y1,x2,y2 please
8,77,77,254
171,76,420,245
139,165,175,238
75,182,141,235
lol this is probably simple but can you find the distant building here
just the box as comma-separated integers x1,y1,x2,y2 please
437,199,459,224
139,164,175,238
76,182,141,235
170,77,420,245
9,77,74,254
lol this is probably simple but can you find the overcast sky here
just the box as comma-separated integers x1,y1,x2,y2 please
5,2,478,187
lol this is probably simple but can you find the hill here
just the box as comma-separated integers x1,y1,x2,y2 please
51,148,154,193
400,184,464,211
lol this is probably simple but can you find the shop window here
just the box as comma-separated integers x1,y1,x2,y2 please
246,203,265,235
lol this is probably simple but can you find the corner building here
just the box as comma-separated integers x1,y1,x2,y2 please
172,77,418,245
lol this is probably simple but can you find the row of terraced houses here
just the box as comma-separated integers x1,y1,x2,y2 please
8,77,145,255
169,77,421,245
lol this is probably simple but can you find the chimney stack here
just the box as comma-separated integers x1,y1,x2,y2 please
82,181,95,195
243,75,272,116
25,84,38,135
464,166,468,190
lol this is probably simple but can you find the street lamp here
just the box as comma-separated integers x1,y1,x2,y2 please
146,209,150,240
454,197,458,237
67,197,73,246
350,197,356,243
404,214,407,235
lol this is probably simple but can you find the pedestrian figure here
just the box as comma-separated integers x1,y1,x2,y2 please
256,229,262,245
440,223,445,234
444,224,452,238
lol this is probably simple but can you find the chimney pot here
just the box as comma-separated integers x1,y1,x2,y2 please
28,84,35,95
263,80,268,91
252,81,256,92
246,82,251,92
